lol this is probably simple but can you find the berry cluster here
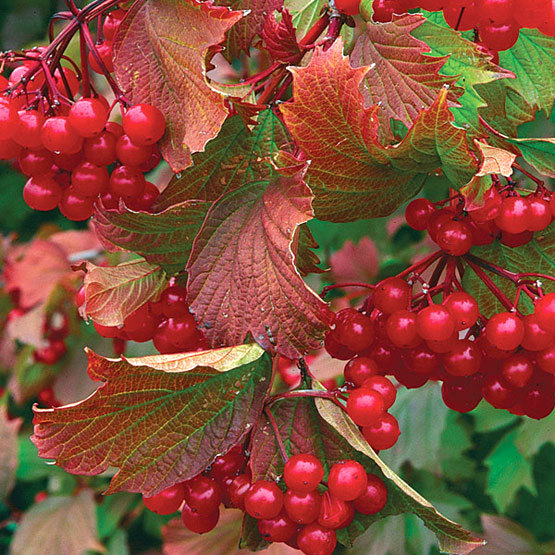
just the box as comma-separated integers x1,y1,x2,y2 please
335,0,555,52
406,186,554,252
0,8,165,221
142,447,388,555
78,281,206,356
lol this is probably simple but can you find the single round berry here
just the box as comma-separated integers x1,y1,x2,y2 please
71,161,110,197
443,291,479,330
143,483,185,515
297,524,337,555
317,491,354,530
346,388,385,427
482,372,520,409
344,356,381,387
103,8,126,41
122,103,166,146
535,293,555,333
484,312,525,351
209,446,247,483
89,42,114,74
182,475,222,516
258,511,297,543
327,460,368,501
109,165,146,199
500,353,534,388
362,413,400,451
495,196,530,233
68,97,109,137
443,339,482,377
18,148,53,176
244,480,284,519
361,376,397,410
536,346,555,375
116,134,156,166
228,473,251,509
427,208,455,242
84,130,118,166
283,453,324,493
40,116,83,154
521,384,555,419
284,489,322,524
333,308,375,352
181,501,219,534
59,189,95,221
436,220,473,255
353,474,388,515
441,375,483,413
386,310,419,348
416,305,455,342
23,175,62,211
373,277,411,314
479,19,520,51
521,313,554,351
13,109,46,149
526,197,552,231
405,198,436,230
324,332,357,360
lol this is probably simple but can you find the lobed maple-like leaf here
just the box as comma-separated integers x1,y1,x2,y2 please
113,0,243,172
219,0,283,60
186,174,334,358
32,344,272,496
314,392,485,554
80,259,167,327
350,14,461,135
281,40,478,222
262,9,302,63
155,111,289,209
10,490,102,555
93,200,212,275
502,137,555,178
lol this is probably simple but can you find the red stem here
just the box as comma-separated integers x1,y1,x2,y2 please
464,253,520,284
320,282,374,298
513,162,545,188
396,250,444,280
264,407,289,464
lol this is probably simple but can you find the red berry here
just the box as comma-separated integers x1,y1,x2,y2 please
0,138,22,159
436,220,473,255
386,310,420,348
284,489,322,524
258,511,297,543
479,19,520,51
68,98,109,138
426,331,459,354
181,501,219,534
333,308,375,352
23,175,62,211
405,198,436,230
521,313,554,351
109,165,146,199
468,185,502,223
327,460,368,501
443,3,480,31
353,473,388,515
362,413,400,450
52,150,82,171
361,376,397,409
403,345,440,375
536,346,555,375
526,197,552,231
443,339,482,377
89,42,114,74
395,364,430,388
514,0,551,28
500,230,533,248
324,332,356,360
244,481,284,519
126,180,160,211
71,161,110,197
13,109,45,149
59,189,95,221
441,375,483,412
18,148,53,176
484,312,524,350
143,483,184,514
522,384,554,419
153,314,199,351
0,98,17,139
297,524,337,555
40,116,83,154
122,103,166,146
209,447,247,483
317,491,354,529
373,277,410,314
346,388,385,426
443,292,479,330
477,0,514,23
427,208,455,241
344,356,381,387
116,134,156,166
103,9,126,41
372,0,396,21
54,67,80,96
416,305,455,341
84,130,118,166
284,453,324,493
182,475,222,516
228,473,251,509
501,353,534,388
535,293,555,333
482,372,520,409
495,196,530,233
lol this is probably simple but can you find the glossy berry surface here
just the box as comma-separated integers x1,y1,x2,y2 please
244,481,284,519
122,103,166,146
346,388,385,426
283,453,324,493
327,460,368,501
143,483,185,515
353,474,388,515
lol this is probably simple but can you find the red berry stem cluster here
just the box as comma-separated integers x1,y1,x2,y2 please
78,280,207,356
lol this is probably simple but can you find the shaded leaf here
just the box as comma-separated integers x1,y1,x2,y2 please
281,40,477,222
97,492,138,540
485,430,536,512
503,137,555,179
220,0,283,60
292,223,324,276
93,200,211,275
330,237,379,285
472,402,519,433
498,29,555,117
80,259,167,326
10,489,102,555
314,393,485,554
32,345,271,496
186,174,334,358
350,14,461,134
462,226,555,317
5,303,47,349
0,407,20,501
156,111,289,210
113,0,243,171
515,412,555,459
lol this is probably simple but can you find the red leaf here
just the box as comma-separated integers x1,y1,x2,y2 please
0,407,21,501
350,14,462,135
219,0,284,60
281,40,478,222
262,9,301,63
186,174,334,358
330,237,379,285
32,345,271,495
113,0,243,172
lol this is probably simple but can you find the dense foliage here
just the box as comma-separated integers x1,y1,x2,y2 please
0,0,553,553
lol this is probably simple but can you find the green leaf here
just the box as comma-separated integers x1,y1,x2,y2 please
17,436,63,482
440,412,476,481
498,29,555,117
106,528,130,555
32,344,272,496
380,382,449,474
503,137,555,178
514,412,555,459
284,0,325,39
462,226,555,317
485,430,536,512
80,259,167,326
10,490,102,555
471,402,519,433
97,492,138,540
313,391,485,553
411,15,514,131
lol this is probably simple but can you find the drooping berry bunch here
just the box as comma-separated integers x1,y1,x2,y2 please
335,0,555,53
0,7,166,220
78,281,206,356
142,447,388,555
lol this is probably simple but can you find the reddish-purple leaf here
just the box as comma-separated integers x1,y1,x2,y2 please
350,14,462,135
113,0,243,172
262,9,301,63
219,0,283,60
32,345,271,496
186,174,334,358
281,40,478,222
293,223,325,276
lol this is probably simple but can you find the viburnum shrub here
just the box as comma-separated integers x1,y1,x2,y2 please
0,0,553,553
